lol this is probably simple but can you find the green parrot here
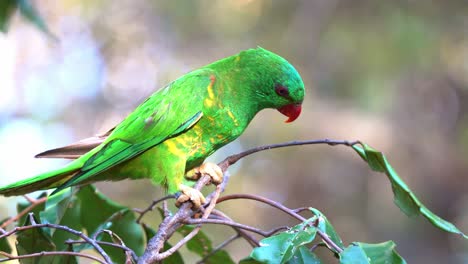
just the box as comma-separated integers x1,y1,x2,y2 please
0,47,305,207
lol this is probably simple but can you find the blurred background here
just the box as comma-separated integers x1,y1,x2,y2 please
0,0,467,263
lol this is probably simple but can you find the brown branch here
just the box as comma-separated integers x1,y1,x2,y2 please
22,195,37,204
138,139,357,263
0,250,107,264
1,139,356,264
210,209,259,247
216,193,344,253
134,195,176,223
183,218,273,237
218,139,359,171
65,239,136,259
92,229,138,262
217,194,306,221
138,174,214,264
0,213,113,264
0,196,48,229
148,174,225,262
138,169,235,263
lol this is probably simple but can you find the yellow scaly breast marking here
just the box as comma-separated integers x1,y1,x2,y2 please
174,136,189,148
164,140,185,157
204,75,216,107
227,110,239,126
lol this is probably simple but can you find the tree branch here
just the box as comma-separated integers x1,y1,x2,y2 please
0,250,107,264
210,209,259,247
0,213,113,264
134,195,176,223
218,139,359,171
216,193,343,253
0,196,48,229
139,139,356,263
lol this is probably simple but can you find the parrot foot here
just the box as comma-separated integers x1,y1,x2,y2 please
185,162,223,185
176,184,206,209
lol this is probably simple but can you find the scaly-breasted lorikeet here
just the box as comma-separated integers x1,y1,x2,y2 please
0,47,305,207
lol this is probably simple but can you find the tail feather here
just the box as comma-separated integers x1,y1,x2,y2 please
0,163,81,196
35,128,113,159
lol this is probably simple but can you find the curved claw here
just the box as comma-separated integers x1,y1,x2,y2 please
185,162,223,185
175,184,206,209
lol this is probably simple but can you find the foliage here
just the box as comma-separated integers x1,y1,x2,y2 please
0,140,465,263
0,0,52,35
1,1,466,262
353,144,467,238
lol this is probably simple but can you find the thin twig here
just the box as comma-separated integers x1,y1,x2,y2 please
217,194,305,221
162,200,170,218
90,229,138,262
1,196,48,229
185,217,288,238
140,139,357,263
0,213,112,263
65,239,136,257
183,218,273,237
216,194,343,253
138,174,213,264
218,139,360,171
152,175,224,261
135,195,176,223
0,250,107,264
293,207,311,214
22,195,37,204
210,209,259,247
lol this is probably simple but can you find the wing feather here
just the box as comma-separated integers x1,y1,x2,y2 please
51,69,214,194
35,127,115,159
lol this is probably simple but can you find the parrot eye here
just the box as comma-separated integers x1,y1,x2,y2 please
275,85,289,97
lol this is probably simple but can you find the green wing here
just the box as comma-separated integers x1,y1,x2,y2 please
52,69,215,193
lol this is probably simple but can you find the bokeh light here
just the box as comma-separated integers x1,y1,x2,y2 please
0,1,467,263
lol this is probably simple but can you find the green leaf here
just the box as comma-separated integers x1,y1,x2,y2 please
17,0,54,37
76,185,127,235
142,223,184,264
309,208,344,252
339,244,368,264
16,192,48,226
40,188,76,226
75,186,144,263
201,249,234,264
289,246,322,264
0,0,16,32
60,244,79,264
250,218,317,264
162,241,185,264
340,241,406,264
37,186,144,262
159,207,234,263
37,188,83,251
15,198,78,263
177,225,235,264
16,214,59,264
0,218,12,253
239,257,263,264
95,209,145,264
353,144,468,239
178,225,211,256
40,188,82,249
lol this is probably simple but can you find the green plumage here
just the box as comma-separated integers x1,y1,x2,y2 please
0,48,305,197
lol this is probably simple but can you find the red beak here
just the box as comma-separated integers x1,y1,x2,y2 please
277,103,302,123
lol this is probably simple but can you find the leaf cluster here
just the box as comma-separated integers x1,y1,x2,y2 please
0,140,465,264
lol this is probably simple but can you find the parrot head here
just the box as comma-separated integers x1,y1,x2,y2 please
235,47,305,123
